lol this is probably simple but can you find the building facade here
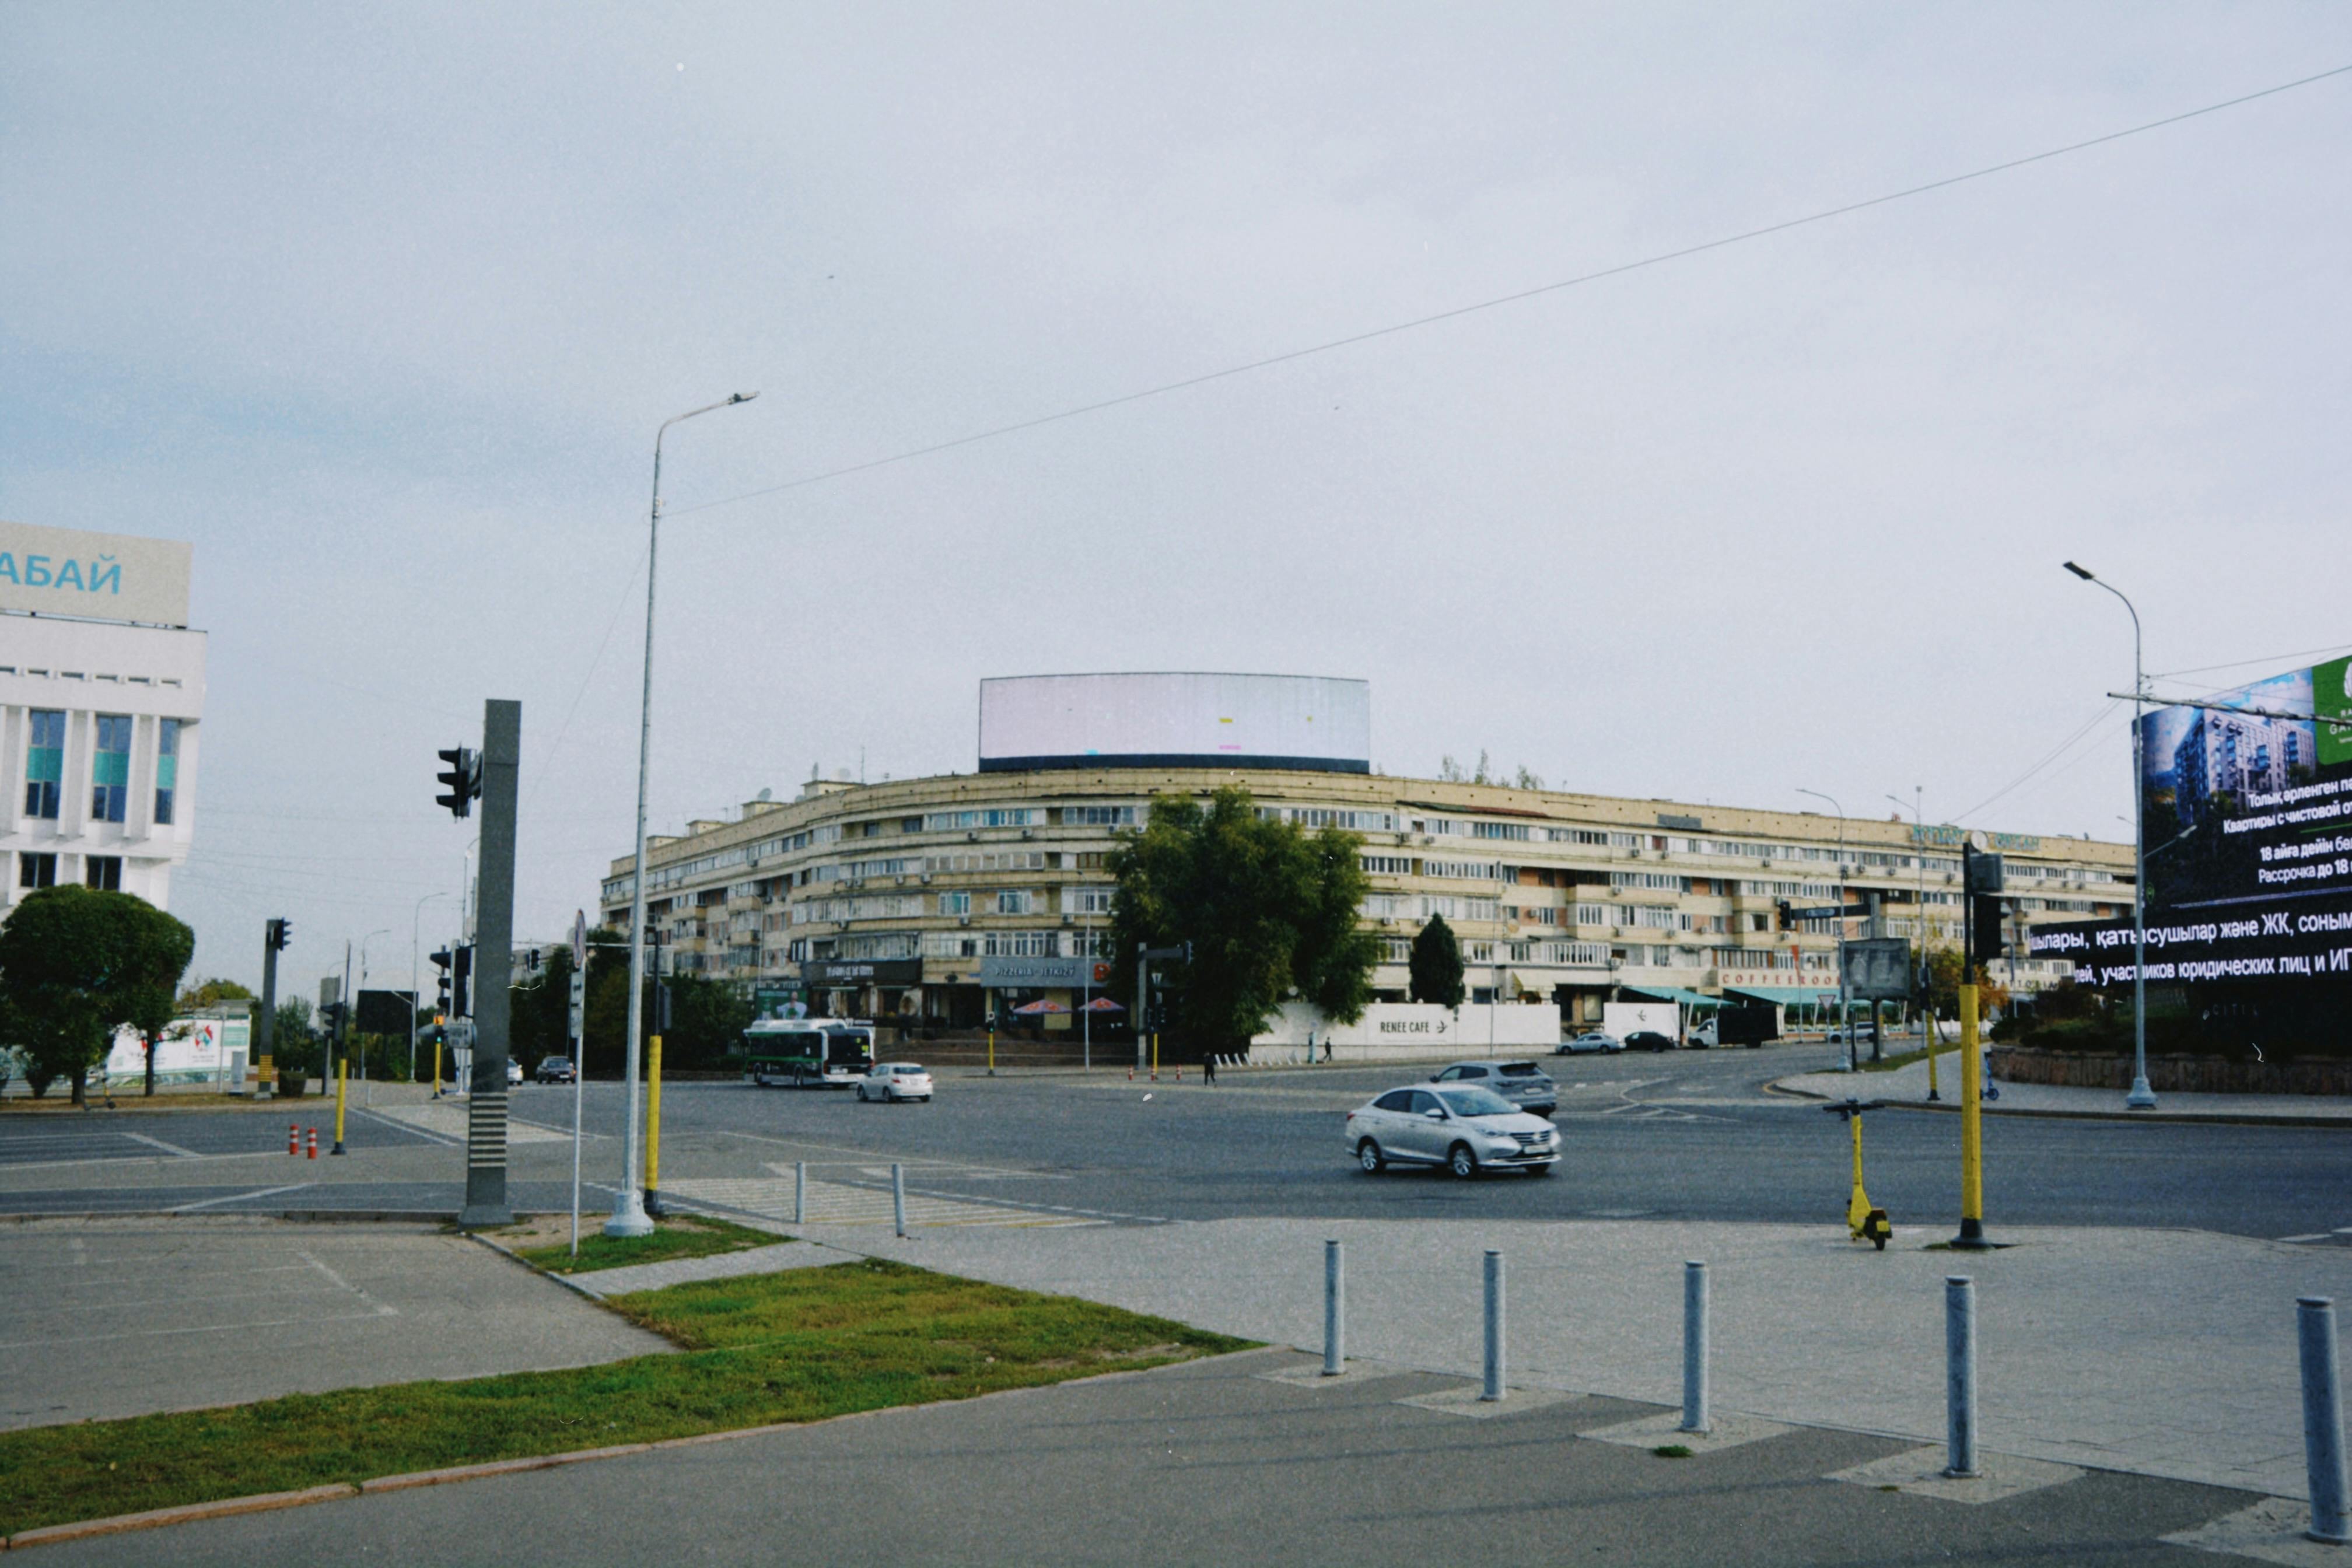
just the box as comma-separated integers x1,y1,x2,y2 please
1,522,203,919
601,765,2132,1030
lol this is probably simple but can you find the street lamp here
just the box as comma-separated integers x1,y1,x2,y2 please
412,891,449,1083
1796,789,1853,1069
358,928,390,1090
2063,561,2157,1110
1885,788,1938,1099
612,391,761,1240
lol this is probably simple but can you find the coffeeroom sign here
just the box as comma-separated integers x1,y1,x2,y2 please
0,520,192,628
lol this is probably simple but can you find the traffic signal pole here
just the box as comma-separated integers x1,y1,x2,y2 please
459,698,520,1229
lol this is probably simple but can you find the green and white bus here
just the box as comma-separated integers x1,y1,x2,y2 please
743,1019,875,1088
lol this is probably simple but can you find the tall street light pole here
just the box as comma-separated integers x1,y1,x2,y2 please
1796,789,1852,1069
2064,561,2157,1110
612,391,761,1238
1886,788,1938,1100
358,928,390,1090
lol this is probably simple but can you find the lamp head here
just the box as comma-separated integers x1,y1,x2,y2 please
730,391,760,405
2062,561,2095,580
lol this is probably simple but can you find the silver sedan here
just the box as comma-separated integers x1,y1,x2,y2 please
1344,1084,1560,1178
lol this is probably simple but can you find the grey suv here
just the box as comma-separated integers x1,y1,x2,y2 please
1431,1059,1556,1117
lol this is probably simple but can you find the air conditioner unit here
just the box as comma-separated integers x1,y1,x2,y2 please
919,873,932,884
1061,914,1074,926
966,831,979,842
1020,828,1034,841
958,915,971,926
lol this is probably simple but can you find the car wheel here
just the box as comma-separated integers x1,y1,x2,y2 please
1448,1143,1478,1180
1357,1139,1386,1173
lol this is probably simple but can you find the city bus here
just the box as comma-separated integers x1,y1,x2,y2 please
743,1019,875,1088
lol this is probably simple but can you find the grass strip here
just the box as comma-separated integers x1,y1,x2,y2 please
0,1259,1252,1538
1857,1044,1960,1074
510,1214,786,1275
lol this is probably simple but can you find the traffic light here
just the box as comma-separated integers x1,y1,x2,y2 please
265,917,293,951
1969,895,2005,966
430,948,453,1014
453,944,473,1017
1775,900,1795,931
434,746,481,819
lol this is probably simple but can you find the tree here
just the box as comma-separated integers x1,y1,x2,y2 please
0,886,194,1107
1107,787,1379,1058
1409,914,1466,1009
1923,946,2011,1021
174,977,256,1014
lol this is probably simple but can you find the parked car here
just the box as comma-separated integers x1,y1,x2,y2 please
536,1056,577,1084
1556,1031,1623,1055
1345,1084,1560,1178
856,1062,935,1102
506,1058,524,1086
1624,1030,1676,1052
1430,1059,1556,1117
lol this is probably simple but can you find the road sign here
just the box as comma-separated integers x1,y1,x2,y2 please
569,970,586,1045
571,909,587,970
1792,904,1871,921
1840,937,1913,1001
1139,945,1188,961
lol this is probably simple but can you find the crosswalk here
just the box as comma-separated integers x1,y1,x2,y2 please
664,1164,1107,1230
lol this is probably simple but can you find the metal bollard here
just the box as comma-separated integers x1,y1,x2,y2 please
892,1162,907,1238
2300,1297,2351,1543
794,1160,806,1226
1945,1276,1978,1478
1680,1261,1710,1434
1323,1240,1345,1376
1481,1250,1506,1402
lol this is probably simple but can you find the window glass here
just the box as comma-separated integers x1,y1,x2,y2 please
1408,1090,1444,1115
1372,1090,1415,1112
18,852,57,889
91,714,132,822
24,709,63,819
1497,1062,1541,1077
154,718,180,824
1434,1086,1517,1117
85,856,121,891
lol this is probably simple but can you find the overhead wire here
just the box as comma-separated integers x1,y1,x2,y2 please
668,62,2352,519
1951,699,2129,825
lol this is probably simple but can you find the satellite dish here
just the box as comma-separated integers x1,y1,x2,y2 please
757,788,772,802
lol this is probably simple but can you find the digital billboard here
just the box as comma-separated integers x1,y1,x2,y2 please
2026,652,2352,995
978,673,1371,774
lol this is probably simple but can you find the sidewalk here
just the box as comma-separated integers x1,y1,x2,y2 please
1776,1054,2352,1124
835,1213,2352,1502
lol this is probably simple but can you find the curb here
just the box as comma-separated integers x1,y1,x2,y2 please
1768,1077,2352,1128
465,1231,612,1301
4,1483,358,1550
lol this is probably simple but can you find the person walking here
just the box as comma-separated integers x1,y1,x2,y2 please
1202,1053,1217,1084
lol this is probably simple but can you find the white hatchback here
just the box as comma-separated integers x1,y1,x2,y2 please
856,1062,934,1102
1345,1084,1560,1178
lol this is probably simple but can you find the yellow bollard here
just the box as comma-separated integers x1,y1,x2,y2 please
431,1035,441,1099
987,1020,996,1077
646,1034,663,1217
1956,981,1986,1247
1151,1031,1159,1081
1846,1112,1870,1237
331,1059,348,1155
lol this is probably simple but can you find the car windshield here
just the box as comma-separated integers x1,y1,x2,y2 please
1434,1086,1517,1118
1497,1062,1541,1077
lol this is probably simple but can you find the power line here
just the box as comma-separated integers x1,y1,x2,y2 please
2152,640,2352,681
1952,700,2128,825
672,61,2352,519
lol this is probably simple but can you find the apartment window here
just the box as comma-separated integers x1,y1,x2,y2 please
1065,804,1142,827
1469,821,1531,841
85,855,121,891
24,709,64,819
938,891,972,916
1062,886,1114,915
18,852,56,890
1359,855,1413,876
91,715,132,822
995,890,1035,915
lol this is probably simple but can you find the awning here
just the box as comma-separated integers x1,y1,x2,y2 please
1726,985,1844,1007
1622,986,1726,1011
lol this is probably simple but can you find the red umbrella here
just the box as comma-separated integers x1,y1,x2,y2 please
1080,997,1125,1013
1010,998,1070,1016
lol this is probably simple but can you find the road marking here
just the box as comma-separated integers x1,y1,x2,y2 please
172,1182,317,1213
2278,1233,2334,1244
665,1172,1117,1230
119,1131,201,1158
0,1308,390,1353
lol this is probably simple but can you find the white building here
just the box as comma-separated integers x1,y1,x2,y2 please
0,521,203,918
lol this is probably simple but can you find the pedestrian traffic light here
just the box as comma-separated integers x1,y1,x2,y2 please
453,944,473,1017
265,917,293,951
1969,895,2005,966
430,948,453,1014
433,746,481,819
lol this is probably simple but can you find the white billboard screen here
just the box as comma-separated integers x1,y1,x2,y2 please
0,519,191,627
979,673,1370,774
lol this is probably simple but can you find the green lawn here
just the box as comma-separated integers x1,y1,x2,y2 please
0,1260,1252,1538
511,1214,785,1275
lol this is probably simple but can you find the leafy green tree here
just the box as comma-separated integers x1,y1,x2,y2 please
658,974,758,1072
174,977,256,1013
1408,914,1466,1009
1107,786,1378,1057
0,886,194,1107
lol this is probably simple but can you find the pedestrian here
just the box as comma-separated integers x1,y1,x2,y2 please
1202,1054,1217,1084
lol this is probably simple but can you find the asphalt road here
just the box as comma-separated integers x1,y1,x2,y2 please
9,1043,2351,1241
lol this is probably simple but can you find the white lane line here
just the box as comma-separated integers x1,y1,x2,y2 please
2280,1233,2334,1244
349,1105,458,1146
172,1182,316,1213
296,1250,396,1317
0,1309,390,1352
120,1131,201,1158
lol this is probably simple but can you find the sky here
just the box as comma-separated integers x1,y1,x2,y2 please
5,4,2350,997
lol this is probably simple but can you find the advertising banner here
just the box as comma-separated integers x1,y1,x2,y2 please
0,519,192,626
977,955,1114,989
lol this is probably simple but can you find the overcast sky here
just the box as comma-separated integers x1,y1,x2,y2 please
6,4,2350,995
